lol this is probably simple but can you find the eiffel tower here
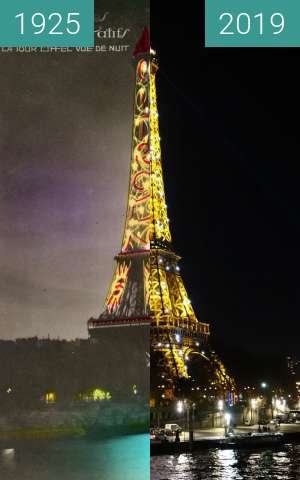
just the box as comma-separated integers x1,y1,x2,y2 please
88,28,234,401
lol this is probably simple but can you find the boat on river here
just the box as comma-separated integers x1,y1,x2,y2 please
220,432,284,447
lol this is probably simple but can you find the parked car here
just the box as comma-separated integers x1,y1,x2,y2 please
164,424,182,436
288,411,300,423
150,428,169,443
267,420,280,431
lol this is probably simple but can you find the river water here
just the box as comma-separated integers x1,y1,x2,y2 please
151,444,300,479
3,436,300,479
0,434,149,480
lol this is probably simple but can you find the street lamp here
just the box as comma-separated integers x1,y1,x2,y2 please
177,400,184,414
217,399,224,412
250,398,257,425
224,412,231,437
274,397,286,414
176,399,194,448
224,412,231,425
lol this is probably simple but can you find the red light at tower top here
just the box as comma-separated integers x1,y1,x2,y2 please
133,27,150,58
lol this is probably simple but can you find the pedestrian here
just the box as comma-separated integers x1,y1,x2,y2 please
175,429,180,443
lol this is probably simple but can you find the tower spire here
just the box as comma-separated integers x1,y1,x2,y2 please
149,57,172,249
133,27,150,58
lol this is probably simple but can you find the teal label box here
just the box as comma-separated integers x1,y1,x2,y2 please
0,0,94,47
206,0,300,47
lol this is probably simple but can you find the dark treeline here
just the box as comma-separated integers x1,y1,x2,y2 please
0,335,148,411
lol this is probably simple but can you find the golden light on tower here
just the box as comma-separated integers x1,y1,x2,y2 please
88,28,234,401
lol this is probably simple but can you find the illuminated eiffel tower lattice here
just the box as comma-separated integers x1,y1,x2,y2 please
88,29,234,399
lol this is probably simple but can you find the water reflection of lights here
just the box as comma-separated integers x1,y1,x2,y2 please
156,454,197,480
172,454,193,469
1,448,16,469
246,450,292,479
213,449,242,480
2,449,15,456
151,448,299,480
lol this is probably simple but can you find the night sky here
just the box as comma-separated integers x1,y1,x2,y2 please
0,0,147,340
0,0,299,369
152,1,300,362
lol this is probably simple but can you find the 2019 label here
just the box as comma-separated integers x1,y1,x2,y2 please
219,12,285,36
205,0,300,47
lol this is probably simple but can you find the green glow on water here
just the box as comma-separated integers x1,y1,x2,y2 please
102,434,150,480
0,434,150,480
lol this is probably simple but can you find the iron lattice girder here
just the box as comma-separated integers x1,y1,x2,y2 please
149,60,172,247
151,328,209,380
120,56,172,255
88,45,212,384
149,248,209,335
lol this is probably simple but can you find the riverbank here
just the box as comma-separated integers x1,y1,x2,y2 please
0,426,85,441
0,422,148,442
0,402,148,441
151,424,300,455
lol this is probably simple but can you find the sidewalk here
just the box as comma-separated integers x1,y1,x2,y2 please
180,427,225,441
178,423,300,441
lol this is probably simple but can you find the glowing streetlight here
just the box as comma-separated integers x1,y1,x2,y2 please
275,398,286,412
250,398,258,425
177,400,184,414
224,412,231,437
224,412,231,426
